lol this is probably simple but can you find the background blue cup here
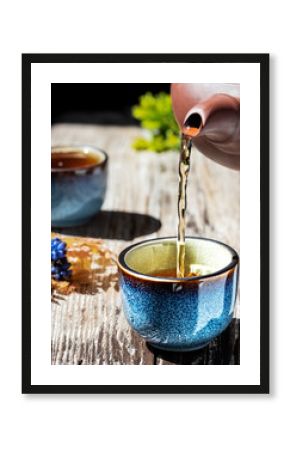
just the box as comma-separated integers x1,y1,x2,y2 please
118,237,239,351
51,145,108,227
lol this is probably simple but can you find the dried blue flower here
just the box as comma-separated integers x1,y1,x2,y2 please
51,238,72,281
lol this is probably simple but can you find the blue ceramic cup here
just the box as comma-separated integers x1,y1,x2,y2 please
118,237,239,351
51,145,108,227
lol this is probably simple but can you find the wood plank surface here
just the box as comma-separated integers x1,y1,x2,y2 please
51,124,240,365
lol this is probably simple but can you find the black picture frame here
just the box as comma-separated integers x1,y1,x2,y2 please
22,53,269,394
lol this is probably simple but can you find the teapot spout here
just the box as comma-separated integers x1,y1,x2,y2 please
183,112,203,137
182,93,240,140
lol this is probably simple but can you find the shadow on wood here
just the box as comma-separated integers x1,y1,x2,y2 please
146,319,240,365
53,210,162,241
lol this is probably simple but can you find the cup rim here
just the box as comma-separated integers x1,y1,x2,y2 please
51,144,108,173
117,236,239,283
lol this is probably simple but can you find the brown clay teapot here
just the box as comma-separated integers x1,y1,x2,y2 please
171,83,240,169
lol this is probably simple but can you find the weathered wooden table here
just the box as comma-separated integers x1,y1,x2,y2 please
51,124,240,365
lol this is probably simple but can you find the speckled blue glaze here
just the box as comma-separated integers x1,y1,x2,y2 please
118,238,239,351
51,146,108,227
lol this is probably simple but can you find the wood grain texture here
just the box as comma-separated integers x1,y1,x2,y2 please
51,124,240,365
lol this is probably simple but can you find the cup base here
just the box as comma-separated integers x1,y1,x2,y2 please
148,340,211,353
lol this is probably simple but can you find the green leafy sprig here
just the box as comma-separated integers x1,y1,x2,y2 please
132,92,180,152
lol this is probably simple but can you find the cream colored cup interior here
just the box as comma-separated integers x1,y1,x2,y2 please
124,238,236,277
